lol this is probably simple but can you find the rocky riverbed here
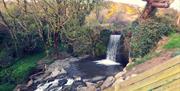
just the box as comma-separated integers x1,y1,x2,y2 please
14,56,124,91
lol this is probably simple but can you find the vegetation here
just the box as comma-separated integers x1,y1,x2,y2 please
0,52,45,91
125,17,176,58
126,32,180,70
126,52,160,70
124,13,179,70
0,1,105,90
0,83,15,91
0,0,179,91
126,33,180,70
0,0,105,66
164,33,180,49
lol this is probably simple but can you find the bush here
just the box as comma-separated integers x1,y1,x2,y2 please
125,17,176,57
0,83,15,91
95,29,112,57
0,52,45,91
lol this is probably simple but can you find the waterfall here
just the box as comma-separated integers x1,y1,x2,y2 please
34,34,122,91
106,35,121,61
95,34,121,65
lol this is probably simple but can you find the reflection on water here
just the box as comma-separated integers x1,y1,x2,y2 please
67,60,123,79
67,35,123,79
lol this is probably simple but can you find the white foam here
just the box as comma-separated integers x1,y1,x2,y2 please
35,79,60,91
65,79,74,85
95,59,120,66
35,78,74,91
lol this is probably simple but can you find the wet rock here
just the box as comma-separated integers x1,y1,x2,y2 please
50,68,61,77
27,79,33,87
47,87,62,91
101,76,115,90
82,76,106,82
91,76,106,83
115,77,124,83
14,85,30,91
32,57,80,83
58,79,68,86
87,82,97,90
77,82,97,91
74,76,82,81
115,32,129,67
70,80,86,91
96,80,104,88
77,87,88,91
51,68,67,78
77,86,96,91
115,71,126,79
62,85,71,91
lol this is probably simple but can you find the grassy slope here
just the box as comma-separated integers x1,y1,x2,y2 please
164,33,180,49
0,53,45,91
127,33,180,70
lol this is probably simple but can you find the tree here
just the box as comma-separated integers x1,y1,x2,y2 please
0,0,102,57
140,0,170,19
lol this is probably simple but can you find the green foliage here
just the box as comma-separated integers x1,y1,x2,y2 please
164,33,180,49
94,42,107,57
126,17,176,57
0,1,105,90
0,0,102,67
94,29,112,57
0,52,45,91
0,0,102,56
0,49,14,68
11,53,45,83
0,83,15,91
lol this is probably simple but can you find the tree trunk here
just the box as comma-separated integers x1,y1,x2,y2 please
141,4,157,19
140,0,170,19
54,32,59,57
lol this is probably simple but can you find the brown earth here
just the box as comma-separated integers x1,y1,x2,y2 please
123,36,174,78
123,52,173,78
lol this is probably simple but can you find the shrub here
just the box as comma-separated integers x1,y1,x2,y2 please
125,17,176,57
0,83,15,91
0,52,45,91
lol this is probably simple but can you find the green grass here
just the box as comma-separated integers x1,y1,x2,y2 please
127,33,180,70
164,33,180,49
127,52,160,70
0,83,15,91
0,52,45,91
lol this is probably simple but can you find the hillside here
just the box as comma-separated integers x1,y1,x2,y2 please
0,0,180,91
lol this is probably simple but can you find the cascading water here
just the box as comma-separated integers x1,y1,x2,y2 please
95,35,121,65
106,35,121,61
34,34,123,91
